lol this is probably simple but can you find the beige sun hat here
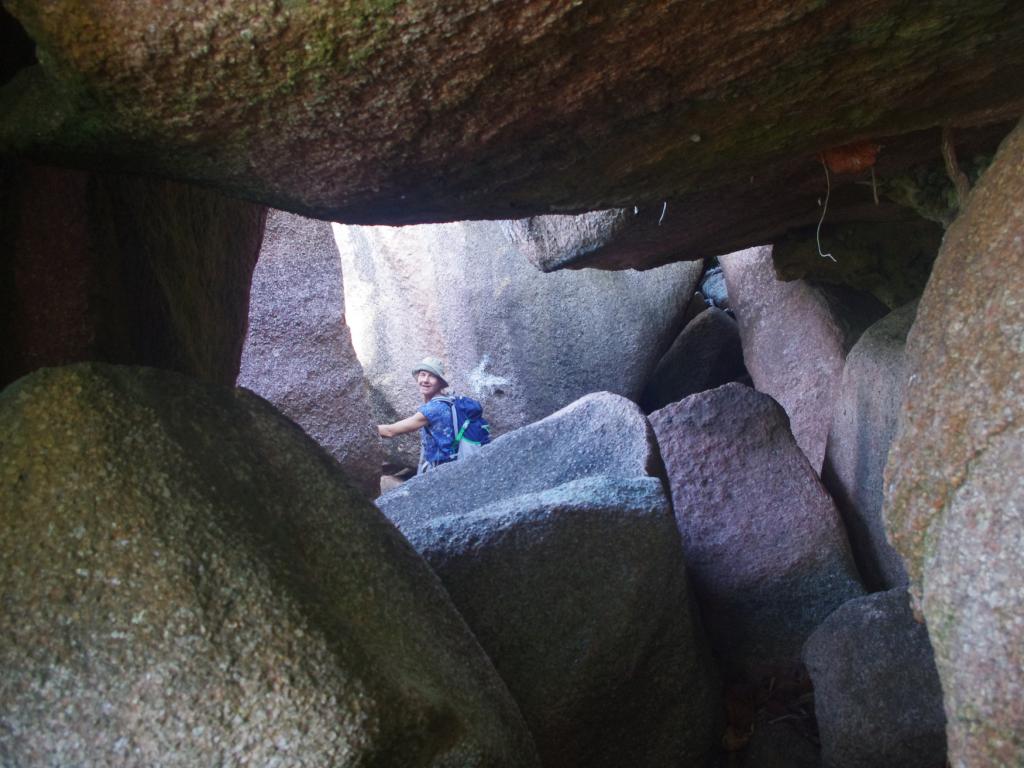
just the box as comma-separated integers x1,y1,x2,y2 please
411,356,448,385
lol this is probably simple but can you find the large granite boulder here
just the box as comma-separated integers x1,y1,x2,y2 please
803,589,947,768
822,301,917,590
334,219,700,467
0,363,539,767
2,1,1022,259
0,160,266,389
639,307,747,413
884,120,1024,767
650,383,864,680
720,246,887,472
238,209,383,498
387,474,721,768
378,391,662,527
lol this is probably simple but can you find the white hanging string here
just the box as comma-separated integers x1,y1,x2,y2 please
816,156,836,262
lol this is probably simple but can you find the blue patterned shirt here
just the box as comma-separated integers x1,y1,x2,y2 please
418,397,456,466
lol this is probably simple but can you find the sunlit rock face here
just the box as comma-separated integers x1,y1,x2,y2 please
2,2,1022,268
884,120,1024,768
0,363,539,768
334,218,701,467
238,210,383,498
0,159,265,389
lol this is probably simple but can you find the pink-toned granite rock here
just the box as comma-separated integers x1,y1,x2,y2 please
884,119,1024,768
238,210,383,498
720,246,886,472
650,383,864,681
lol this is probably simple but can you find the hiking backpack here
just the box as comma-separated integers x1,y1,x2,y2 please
440,395,491,459
416,394,490,472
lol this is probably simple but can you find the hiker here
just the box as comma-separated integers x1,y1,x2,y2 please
376,356,490,474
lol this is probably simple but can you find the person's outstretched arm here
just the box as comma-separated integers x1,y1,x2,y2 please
377,412,429,438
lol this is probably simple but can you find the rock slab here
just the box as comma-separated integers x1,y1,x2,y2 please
884,119,1024,767
0,363,539,768
650,383,864,680
3,0,1022,239
720,246,886,472
803,589,947,768
393,474,721,768
238,209,383,498
822,301,917,590
379,391,663,528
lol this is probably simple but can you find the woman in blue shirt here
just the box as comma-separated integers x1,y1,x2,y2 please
377,357,457,473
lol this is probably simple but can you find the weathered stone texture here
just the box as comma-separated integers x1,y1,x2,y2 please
639,307,747,413
0,363,539,767
822,301,917,591
391,474,721,768
884,120,1024,768
0,160,266,389
238,209,382,498
335,219,699,467
650,383,864,680
379,391,662,529
721,246,887,472
2,1,1021,245
803,589,947,768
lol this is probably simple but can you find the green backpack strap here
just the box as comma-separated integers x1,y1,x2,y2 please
448,398,475,452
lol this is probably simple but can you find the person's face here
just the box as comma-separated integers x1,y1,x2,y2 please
417,370,445,400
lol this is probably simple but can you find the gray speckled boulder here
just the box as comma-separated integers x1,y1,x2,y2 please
884,119,1024,768
640,307,747,413
803,589,947,768
822,301,917,590
0,363,539,768
720,246,887,472
650,383,864,681
378,391,663,528
334,219,700,468
238,209,383,498
393,475,721,768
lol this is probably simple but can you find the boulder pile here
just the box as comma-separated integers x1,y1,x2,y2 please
379,393,721,768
